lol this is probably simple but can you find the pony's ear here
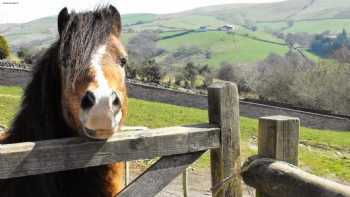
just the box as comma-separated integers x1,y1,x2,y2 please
109,5,122,36
58,7,70,36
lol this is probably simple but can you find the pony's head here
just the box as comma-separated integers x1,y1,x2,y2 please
57,6,128,140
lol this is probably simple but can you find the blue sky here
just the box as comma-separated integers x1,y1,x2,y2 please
0,0,285,24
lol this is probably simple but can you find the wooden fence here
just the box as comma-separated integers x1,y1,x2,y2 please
0,82,349,197
241,115,350,197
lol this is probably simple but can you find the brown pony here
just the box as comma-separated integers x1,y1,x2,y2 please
0,5,128,197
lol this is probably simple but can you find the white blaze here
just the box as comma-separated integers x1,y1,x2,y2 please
80,44,123,131
91,45,111,102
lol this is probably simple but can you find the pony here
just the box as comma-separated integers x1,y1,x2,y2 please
0,5,128,197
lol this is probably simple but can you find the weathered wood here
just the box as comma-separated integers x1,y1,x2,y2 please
117,151,205,197
256,115,300,197
0,124,220,179
183,168,189,197
242,157,350,197
208,82,242,197
124,161,129,186
258,116,300,165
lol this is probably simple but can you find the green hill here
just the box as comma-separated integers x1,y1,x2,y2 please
1,0,349,63
157,31,290,67
259,19,350,34
175,0,350,22
122,14,158,26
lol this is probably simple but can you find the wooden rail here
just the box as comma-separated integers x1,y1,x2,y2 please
241,115,350,197
0,124,220,179
242,157,350,197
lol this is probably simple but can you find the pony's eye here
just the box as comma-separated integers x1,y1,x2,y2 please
120,58,127,67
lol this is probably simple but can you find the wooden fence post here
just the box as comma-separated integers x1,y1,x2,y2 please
183,168,188,197
257,115,300,197
124,161,129,186
208,82,242,197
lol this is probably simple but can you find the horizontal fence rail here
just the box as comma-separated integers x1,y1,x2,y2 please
242,157,350,197
0,124,220,179
241,115,350,197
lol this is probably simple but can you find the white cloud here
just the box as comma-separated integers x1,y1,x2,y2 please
0,0,285,24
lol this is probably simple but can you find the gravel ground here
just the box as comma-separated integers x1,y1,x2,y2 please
130,167,255,197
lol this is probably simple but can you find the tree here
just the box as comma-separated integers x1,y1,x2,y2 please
254,53,300,102
0,35,10,59
310,34,334,57
332,46,350,64
310,29,350,57
291,61,350,114
244,19,257,32
198,65,213,88
127,31,165,79
217,62,250,92
287,20,294,28
333,29,350,49
141,60,163,84
127,31,163,63
217,62,242,84
183,62,198,89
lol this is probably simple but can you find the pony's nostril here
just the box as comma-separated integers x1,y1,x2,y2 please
112,91,120,106
81,91,96,110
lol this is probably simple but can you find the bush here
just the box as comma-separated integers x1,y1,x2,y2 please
0,35,10,59
142,63,163,84
252,51,313,102
217,62,250,92
332,46,350,63
292,62,350,114
247,51,349,115
183,62,198,89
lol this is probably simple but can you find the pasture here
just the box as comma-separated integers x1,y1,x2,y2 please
158,31,289,68
258,19,350,34
0,85,349,183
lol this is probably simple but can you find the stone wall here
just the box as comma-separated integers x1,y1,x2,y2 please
127,82,350,131
1,64,349,131
0,66,32,87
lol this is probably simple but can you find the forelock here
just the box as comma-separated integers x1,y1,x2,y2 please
58,6,117,87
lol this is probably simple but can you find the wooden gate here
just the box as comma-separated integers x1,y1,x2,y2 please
0,82,242,197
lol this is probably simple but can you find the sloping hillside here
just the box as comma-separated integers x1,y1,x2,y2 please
172,0,350,22
0,0,349,64
0,14,159,51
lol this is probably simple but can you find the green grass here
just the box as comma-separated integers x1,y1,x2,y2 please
157,30,318,68
285,19,350,34
0,86,349,183
126,98,207,128
128,15,226,31
122,14,157,26
258,19,350,34
158,31,291,68
301,127,350,151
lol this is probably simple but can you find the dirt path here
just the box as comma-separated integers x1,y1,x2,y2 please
130,167,255,197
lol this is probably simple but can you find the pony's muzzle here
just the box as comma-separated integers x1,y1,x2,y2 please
79,90,122,140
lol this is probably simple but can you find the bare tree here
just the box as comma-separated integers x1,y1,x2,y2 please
332,46,350,64
127,31,165,79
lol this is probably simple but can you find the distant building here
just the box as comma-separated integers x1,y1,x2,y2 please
198,26,208,32
219,24,236,32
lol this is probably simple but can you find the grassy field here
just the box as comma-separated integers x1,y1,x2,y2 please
156,30,317,68
0,86,349,183
122,14,158,26
159,31,289,68
126,15,227,32
258,19,350,34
